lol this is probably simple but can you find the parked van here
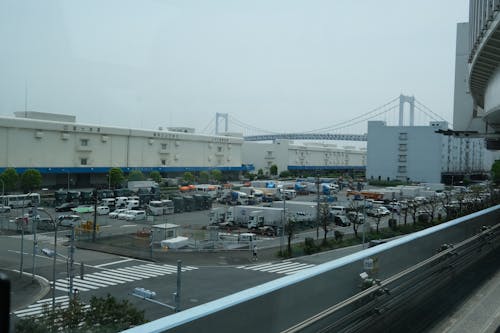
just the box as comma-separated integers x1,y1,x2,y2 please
330,205,347,216
126,199,140,210
238,232,257,242
100,198,115,207
333,215,350,227
96,206,110,215
115,197,129,208
126,210,146,221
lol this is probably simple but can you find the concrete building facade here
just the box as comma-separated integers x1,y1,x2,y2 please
0,113,248,187
453,1,500,149
367,120,489,183
242,140,366,175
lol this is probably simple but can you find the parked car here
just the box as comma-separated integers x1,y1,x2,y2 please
125,210,146,221
109,209,127,219
71,205,94,214
117,210,135,220
55,202,78,212
0,205,11,214
334,215,351,227
347,211,365,223
37,218,55,231
96,206,110,215
57,215,82,227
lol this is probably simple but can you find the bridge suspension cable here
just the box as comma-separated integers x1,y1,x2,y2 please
227,114,281,135
302,96,400,133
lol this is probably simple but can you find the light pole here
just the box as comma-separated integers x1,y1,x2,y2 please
37,208,58,311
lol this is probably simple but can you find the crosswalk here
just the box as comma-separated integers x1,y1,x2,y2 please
13,295,90,318
54,263,198,293
237,261,316,275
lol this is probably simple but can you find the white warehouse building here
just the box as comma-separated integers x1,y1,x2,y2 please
242,139,366,176
367,120,490,183
0,112,249,187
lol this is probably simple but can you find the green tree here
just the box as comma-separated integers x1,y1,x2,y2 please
20,169,42,192
270,164,278,176
183,172,195,184
128,170,145,181
284,215,297,257
320,202,330,243
279,170,291,179
492,160,500,184
1,167,19,193
210,169,223,183
15,294,146,333
199,171,209,184
108,168,125,188
257,168,264,179
149,170,162,184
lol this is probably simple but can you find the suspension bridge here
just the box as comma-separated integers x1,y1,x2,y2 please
200,95,449,142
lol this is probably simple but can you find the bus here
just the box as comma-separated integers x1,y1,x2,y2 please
0,193,41,208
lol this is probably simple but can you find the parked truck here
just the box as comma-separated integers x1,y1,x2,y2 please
247,207,285,229
272,201,318,223
208,206,234,225
231,205,267,226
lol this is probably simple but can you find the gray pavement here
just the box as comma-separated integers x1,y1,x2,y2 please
2,270,50,312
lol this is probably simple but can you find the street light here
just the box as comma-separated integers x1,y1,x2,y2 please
37,208,59,311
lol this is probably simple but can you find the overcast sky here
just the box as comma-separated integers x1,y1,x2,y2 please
0,0,469,135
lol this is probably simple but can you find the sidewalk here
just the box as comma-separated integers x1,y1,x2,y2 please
1,269,50,313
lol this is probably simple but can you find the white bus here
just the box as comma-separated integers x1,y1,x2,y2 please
0,193,41,208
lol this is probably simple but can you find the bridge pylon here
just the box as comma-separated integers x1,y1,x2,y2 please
399,94,415,126
215,113,228,135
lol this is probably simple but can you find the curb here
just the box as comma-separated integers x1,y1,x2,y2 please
9,270,51,312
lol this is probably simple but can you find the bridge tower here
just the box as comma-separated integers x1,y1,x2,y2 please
215,113,228,135
399,94,415,126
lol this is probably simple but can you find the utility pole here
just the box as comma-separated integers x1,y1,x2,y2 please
316,172,320,239
31,205,38,282
92,189,97,242
68,226,75,299
175,260,181,312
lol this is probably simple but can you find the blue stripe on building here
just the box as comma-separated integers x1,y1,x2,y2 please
0,164,255,174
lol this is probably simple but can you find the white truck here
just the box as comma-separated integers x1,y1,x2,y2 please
247,207,285,229
232,205,267,226
208,206,234,225
272,201,318,222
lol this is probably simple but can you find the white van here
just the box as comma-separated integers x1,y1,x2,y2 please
126,199,140,210
126,210,146,221
100,198,115,207
115,197,129,208
330,205,347,216
238,232,257,242
96,206,110,215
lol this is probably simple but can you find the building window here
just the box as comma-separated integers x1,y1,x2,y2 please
399,144,407,151
398,165,406,173
80,139,88,146
161,143,167,150
161,159,166,165
217,146,223,152
399,132,408,140
81,158,87,165
399,155,407,162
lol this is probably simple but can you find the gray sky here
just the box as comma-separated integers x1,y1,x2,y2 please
0,0,469,135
